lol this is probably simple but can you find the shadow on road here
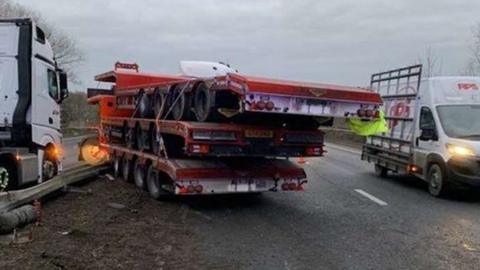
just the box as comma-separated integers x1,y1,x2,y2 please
377,172,480,203
166,193,268,210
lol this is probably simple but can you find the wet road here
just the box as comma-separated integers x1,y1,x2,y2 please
177,144,480,270
40,140,480,269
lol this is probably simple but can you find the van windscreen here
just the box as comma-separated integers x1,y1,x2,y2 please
437,105,480,139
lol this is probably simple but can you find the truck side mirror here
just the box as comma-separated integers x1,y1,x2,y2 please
59,71,69,102
420,127,437,141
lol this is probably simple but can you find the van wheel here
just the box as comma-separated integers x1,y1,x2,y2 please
374,164,388,178
427,163,450,197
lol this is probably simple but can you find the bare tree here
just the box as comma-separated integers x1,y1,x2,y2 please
0,0,84,83
417,46,442,78
464,22,480,76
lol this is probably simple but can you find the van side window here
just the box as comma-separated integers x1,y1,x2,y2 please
419,107,435,129
47,69,59,101
36,26,46,44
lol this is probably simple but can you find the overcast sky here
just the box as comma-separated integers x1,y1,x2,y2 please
13,0,480,89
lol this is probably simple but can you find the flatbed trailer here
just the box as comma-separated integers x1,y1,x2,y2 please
105,143,307,197
99,116,325,158
92,62,383,128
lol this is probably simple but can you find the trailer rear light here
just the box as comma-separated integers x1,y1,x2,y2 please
297,183,305,191
194,185,204,193
256,101,266,110
357,109,366,117
189,144,210,154
365,109,373,117
288,182,297,191
281,183,289,191
266,101,275,111
187,185,195,193
306,147,323,156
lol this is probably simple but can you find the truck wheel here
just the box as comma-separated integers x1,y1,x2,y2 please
126,127,137,149
42,158,57,181
122,157,133,182
150,125,160,156
146,165,171,200
137,90,153,118
134,159,147,190
153,88,166,119
374,164,388,178
113,155,122,179
0,164,17,191
427,163,450,197
193,82,213,122
168,85,191,121
135,124,148,151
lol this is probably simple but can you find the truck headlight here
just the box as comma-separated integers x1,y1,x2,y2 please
446,144,475,157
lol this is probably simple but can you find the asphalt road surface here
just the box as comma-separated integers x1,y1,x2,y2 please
178,144,480,270
3,139,480,270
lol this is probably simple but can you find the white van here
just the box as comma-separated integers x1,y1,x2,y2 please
362,65,480,197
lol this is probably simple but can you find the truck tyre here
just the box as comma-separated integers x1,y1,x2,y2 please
134,159,147,190
0,163,17,191
135,124,148,151
113,155,122,179
153,88,166,119
126,127,137,149
122,157,133,182
427,163,450,197
137,90,153,118
168,85,191,121
193,82,213,122
150,125,160,156
374,164,388,178
146,165,171,200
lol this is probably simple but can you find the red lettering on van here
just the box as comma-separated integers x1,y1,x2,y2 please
457,83,479,90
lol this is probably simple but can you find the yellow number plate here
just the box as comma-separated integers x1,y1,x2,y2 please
245,130,273,138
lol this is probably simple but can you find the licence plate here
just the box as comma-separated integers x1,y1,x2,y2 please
229,179,255,192
245,129,273,138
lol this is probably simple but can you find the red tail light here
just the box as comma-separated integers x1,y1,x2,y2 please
306,147,323,156
256,101,266,110
194,185,204,193
189,144,210,154
288,183,297,191
266,101,275,111
357,109,366,117
281,183,289,191
187,185,195,193
365,109,373,117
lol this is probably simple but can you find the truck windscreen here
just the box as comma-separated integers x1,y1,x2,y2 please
437,105,480,139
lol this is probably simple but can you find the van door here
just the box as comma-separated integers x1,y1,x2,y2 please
413,106,438,175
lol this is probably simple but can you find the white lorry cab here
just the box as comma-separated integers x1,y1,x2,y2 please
0,18,68,190
362,65,480,197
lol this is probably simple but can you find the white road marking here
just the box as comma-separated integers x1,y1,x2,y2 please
354,189,388,206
